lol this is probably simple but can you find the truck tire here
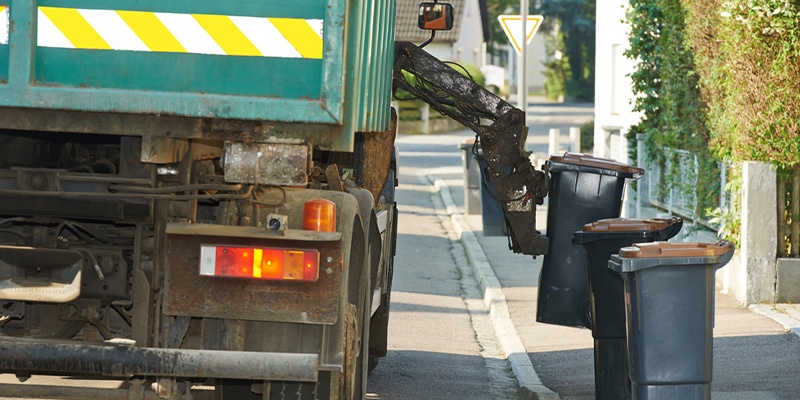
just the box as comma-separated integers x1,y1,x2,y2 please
368,163,398,374
338,216,370,400
367,203,396,374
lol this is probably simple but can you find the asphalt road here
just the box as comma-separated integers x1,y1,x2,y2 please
365,132,518,399
366,101,594,399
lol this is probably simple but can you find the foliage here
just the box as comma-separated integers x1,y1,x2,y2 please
485,0,519,57
627,0,799,242
580,120,594,153
534,0,596,101
393,64,485,120
683,0,800,169
484,0,595,101
625,0,721,220
542,30,567,100
707,164,742,245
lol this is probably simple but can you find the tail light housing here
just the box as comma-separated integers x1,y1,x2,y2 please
200,245,319,282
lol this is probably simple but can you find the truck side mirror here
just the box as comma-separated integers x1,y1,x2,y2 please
418,3,454,31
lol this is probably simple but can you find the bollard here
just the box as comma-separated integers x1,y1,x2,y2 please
458,139,482,215
569,126,581,153
549,128,560,155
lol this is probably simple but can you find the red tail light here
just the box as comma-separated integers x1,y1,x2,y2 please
199,245,319,282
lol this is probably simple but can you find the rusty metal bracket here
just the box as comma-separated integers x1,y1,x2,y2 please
223,143,309,186
325,164,345,192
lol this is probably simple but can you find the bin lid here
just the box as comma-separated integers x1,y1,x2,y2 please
619,240,736,259
548,152,644,176
572,216,682,244
582,217,678,232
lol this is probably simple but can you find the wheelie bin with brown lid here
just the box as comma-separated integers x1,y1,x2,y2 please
537,153,644,328
608,240,736,400
572,217,683,400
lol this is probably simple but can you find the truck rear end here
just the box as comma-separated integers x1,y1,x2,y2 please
0,1,398,399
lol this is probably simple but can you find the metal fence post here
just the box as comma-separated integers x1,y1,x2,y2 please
778,176,787,256
792,168,800,256
668,150,674,215
420,104,430,134
720,161,727,211
636,134,646,218
694,155,699,241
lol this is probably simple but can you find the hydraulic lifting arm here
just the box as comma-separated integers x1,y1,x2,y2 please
393,42,549,256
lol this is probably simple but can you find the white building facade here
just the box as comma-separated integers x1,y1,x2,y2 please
593,0,640,162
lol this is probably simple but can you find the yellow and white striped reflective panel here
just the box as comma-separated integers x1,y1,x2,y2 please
36,7,323,59
0,6,8,45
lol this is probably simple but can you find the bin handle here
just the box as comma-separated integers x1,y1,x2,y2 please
714,240,736,255
628,167,645,180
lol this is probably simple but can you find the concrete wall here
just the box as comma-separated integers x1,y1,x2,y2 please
777,259,800,302
717,161,779,305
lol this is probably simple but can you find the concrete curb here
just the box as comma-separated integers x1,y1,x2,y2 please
750,305,800,339
429,176,559,400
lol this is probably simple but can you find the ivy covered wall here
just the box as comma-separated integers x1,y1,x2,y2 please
625,0,799,230
536,0,596,101
625,0,720,221
683,0,800,170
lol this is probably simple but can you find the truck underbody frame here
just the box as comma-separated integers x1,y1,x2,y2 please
0,125,397,399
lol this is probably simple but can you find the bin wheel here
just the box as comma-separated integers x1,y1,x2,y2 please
580,298,592,329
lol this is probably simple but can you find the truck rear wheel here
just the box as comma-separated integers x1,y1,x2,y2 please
337,217,370,400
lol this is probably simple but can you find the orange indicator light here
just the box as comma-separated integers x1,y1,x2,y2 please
302,198,336,232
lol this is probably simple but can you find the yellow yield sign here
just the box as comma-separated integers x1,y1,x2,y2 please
497,15,544,55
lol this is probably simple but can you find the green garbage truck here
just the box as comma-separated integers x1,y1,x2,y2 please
0,1,398,399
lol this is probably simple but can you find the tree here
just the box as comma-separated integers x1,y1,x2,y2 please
485,0,519,59
534,0,596,100
485,0,595,100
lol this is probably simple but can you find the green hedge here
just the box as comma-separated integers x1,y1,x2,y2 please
626,0,799,243
626,0,720,219
683,0,800,170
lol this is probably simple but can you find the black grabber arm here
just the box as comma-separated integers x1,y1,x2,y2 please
392,41,549,256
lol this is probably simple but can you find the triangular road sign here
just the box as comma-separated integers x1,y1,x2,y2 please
498,15,544,55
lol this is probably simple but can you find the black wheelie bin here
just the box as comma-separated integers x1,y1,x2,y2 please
572,217,683,400
458,139,507,236
459,139,482,215
608,240,736,400
537,153,644,328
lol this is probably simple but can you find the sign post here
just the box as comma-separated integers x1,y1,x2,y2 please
498,14,543,116
521,1,527,116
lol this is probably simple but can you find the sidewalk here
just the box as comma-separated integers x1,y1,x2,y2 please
429,173,800,400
